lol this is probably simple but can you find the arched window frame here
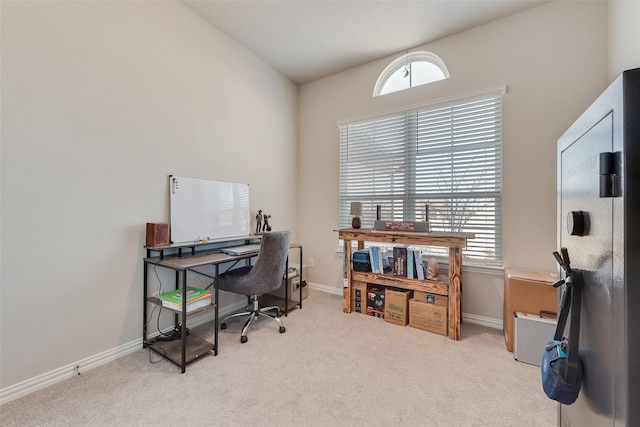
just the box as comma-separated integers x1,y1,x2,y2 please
373,51,450,97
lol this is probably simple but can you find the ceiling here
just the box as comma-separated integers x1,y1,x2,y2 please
182,1,548,84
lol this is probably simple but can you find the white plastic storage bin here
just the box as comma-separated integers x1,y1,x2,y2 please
514,312,557,366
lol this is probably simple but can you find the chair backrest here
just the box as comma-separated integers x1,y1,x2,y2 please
230,230,293,296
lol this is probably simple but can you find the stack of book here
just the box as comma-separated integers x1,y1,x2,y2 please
156,286,212,312
393,247,425,280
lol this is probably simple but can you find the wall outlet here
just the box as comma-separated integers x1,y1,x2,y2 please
309,258,315,268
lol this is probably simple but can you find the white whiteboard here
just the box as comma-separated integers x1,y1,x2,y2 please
169,176,251,243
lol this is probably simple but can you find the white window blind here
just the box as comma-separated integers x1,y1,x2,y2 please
339,91,503,262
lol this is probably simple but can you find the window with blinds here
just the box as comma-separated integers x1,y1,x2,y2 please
339,89,504,263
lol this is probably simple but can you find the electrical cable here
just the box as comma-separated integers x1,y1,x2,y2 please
143,264,164,328
145,263,176,340
147,343,166,364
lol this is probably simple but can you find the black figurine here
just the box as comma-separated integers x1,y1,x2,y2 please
255,210,263,234
262,214,272,232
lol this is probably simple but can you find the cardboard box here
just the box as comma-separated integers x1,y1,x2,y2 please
413,291,447,307
351,281,368,313
503,267,558,352
367,287,385,319
354,287,365,314
384,288,412,326
409,298,447,335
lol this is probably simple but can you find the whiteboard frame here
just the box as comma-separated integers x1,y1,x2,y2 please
169,175,251,244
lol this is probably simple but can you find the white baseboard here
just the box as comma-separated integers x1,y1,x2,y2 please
0,300,248,406
463,312,503,330
0,338,141,405
1,289,501,405
307,281,343,296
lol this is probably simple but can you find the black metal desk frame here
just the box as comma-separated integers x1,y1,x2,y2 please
143,237,302,373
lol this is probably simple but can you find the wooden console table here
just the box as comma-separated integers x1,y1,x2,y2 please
336,228,474,340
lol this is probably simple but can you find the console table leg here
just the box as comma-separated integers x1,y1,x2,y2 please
342,239,352,313
448,247,462,340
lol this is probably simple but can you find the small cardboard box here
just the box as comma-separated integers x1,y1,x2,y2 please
413,291,447,307
409,298,447,335
504,268,558,352
384,288,412,326
351,281,368,314
367,287,385,319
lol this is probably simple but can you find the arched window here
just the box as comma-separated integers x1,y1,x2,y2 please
373,51,449,97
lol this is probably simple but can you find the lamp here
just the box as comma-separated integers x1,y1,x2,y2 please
350,202,363,229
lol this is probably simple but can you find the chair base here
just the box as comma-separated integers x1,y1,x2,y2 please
220,295,286,343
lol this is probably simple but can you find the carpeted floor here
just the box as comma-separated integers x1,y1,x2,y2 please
0,288,556,426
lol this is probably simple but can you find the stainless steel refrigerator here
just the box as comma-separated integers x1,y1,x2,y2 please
557,68,640,426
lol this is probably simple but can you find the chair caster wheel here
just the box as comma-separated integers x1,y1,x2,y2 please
241,335,248,344
220,323,227,330
279,326,286,333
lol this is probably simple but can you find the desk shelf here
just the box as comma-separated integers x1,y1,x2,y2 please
146,296,216,315
147,335,214,367
145,235,262,259
143,248,242,373
143,288,218,372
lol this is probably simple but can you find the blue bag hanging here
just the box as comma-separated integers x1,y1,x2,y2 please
541,249,583,405
541,339,582,405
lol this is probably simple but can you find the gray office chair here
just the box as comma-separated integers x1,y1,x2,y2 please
218,229,293,343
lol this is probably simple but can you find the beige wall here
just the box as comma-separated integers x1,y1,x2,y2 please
608,0,640,80
0,1,297,390
297,1,608,323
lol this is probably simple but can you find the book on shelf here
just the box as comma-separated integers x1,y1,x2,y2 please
390,246,427,279
393,246,408,277
367,247,375,273
407,249,414,279
369,246,384,274
162,297,212,312
377,247,385,274
156,286,212,312
414,250,425,280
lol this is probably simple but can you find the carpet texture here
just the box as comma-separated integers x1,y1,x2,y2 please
0,288,556,426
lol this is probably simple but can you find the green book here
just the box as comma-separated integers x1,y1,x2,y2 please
156,286,211,307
